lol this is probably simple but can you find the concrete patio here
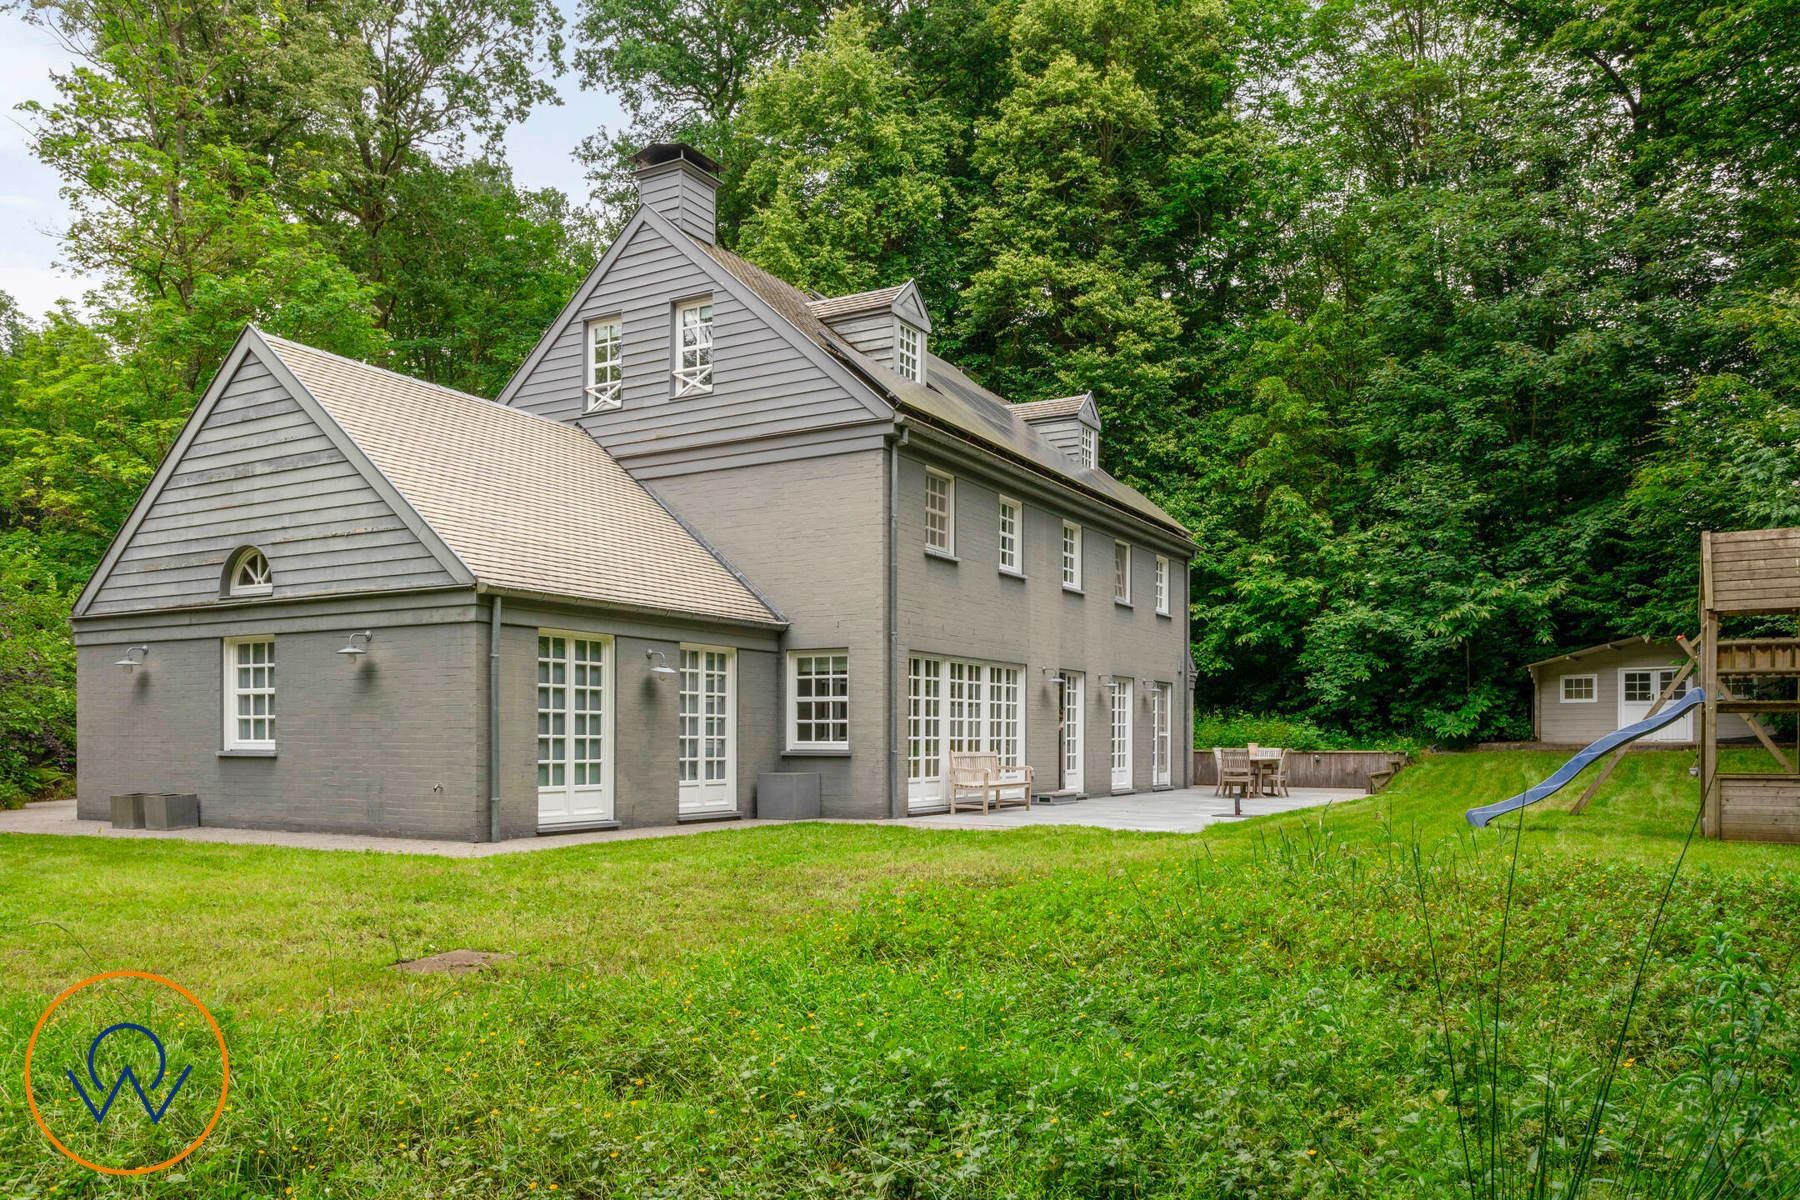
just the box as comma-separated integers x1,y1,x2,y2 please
0,785,1364,858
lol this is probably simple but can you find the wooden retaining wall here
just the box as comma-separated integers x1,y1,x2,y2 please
1191,749,1408,792
1716,774,1800,843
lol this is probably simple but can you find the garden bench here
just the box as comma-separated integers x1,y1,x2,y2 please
948,752,1034,813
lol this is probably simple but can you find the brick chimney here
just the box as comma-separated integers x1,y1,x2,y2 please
629,143,720,245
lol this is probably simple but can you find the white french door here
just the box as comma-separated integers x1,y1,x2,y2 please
1619,667,1691,742
537,633,614,827
1059,670,1085,793
907,655,1026,811
1109,678,1134,791
679,646,737,814
1150,682,1172,787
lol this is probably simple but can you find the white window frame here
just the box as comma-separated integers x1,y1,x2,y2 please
1113,540,1132,606
673,298,713,395
1062,520,1083,591
925,468,956,556
584,317,624,411
997,495,1022,575
1060,670,1085,792
1561,673,1598,703
908,655,1026,810
1154,555,1170,615
1109,677,1134,791
535,631,616,826
895,320,925,383
678,644,737,813
222,636,276,751
1150,682,1173,787
227,547,273,597
1079,425,1098,469
787,651,850,752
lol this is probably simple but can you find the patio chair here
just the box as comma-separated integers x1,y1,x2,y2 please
1266,748,1291,797
1216,747,1254,816
1211,747,1226,796
949,752,1035,813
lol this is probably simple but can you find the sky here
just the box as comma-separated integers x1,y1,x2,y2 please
0,6,624,320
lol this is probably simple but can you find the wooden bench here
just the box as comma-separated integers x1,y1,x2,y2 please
949,752,1034,813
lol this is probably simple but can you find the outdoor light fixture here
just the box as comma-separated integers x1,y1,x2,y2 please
1041,667,1064,684
1097,674,1118,688
337,630,375,657
645,648,679,676
114,645,150,673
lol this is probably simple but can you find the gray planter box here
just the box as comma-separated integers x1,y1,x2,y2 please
756,773,821,820
142,793,200,830
110,793,147,829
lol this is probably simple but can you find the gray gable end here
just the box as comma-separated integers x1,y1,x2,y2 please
75,336,467,617
498,209,892,469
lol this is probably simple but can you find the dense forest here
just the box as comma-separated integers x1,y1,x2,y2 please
2,0,1797,802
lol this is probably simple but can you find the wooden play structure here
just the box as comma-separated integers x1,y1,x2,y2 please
1695,527,1800,842
1469,527,1800,843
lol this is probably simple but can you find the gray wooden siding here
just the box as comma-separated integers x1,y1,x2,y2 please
84,355,456,615
504,220,887,462
636,166,716,243
1027,417,1084,461
824,311,895,364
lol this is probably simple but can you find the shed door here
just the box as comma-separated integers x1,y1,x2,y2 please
1618,668,1691,742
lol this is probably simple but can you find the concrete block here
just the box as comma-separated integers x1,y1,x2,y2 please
143,792,200,829
756,772,821,820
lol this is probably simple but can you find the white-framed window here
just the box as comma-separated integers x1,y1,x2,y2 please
907,655,944,794
997,496,1022,574
909,654,1025,809
1114,540,1132,605
226,547,272,597
788,651,849,751
674,298,713,395
1150,682,1172,786
1154,555,1171,615
1079,425,1098,469
895,321,925,383
1109,677,1133,790
1062,520,1083,590
584,317,624,411
1561,674,1597,703
222,636,276,750
925,468,955,555
1060,669,1085,791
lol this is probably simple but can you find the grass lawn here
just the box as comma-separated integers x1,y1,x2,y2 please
1,750,1795,1196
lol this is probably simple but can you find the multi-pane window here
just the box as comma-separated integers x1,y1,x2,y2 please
896,321,924,383
537,635,608,791
998,496,1022,574
1061,670,1084,789
1062,520,1083,589
1561,674,1597,702
680,648,731,784
228,547,272,597
925,469,955,555
674,299,713,394
907,655,944,785
1114,540,1132,604
585,318,623,411
947,661,986,754
987,666,1023,764
1109,678,1133,788
1079,425,1098,469
1150,683,1172,786
1154,555,1170,615
790,652,849,750
223,637,275,750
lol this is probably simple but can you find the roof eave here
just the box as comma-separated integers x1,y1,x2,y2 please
473,581,787,632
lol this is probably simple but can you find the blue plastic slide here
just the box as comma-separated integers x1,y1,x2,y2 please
1464,687,1707,827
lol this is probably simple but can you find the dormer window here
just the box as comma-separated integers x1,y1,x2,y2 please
585,317,623,411
226,547,273,597
1080,425,1098,469
674,298,713,395
895,321,924,384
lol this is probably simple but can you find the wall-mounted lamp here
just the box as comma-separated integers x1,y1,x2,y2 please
1041,667,1065,685
114,644,150,673
337,630,375,657
645,648,679,676
1097,674,1119,688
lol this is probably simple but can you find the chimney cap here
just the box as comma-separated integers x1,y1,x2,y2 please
629,142,721,179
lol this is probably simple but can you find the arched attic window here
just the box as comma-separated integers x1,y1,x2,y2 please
224,547,273,598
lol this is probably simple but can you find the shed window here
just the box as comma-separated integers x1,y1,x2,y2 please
674,299,713,395
585,317,623,411
1561,674,1597,703
925,469,955,555
226,548,272,597
789,652,849,750
223,637,276,750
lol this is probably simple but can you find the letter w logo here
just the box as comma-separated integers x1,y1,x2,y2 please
67,1023,191,1125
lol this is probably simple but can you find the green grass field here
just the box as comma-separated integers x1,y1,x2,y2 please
1,750,1795,1197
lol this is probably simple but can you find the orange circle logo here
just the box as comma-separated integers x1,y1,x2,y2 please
23,970,230,1175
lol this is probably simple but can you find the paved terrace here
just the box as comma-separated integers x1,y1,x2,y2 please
0,786,1364,859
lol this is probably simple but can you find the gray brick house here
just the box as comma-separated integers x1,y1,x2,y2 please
72,144,1196,839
